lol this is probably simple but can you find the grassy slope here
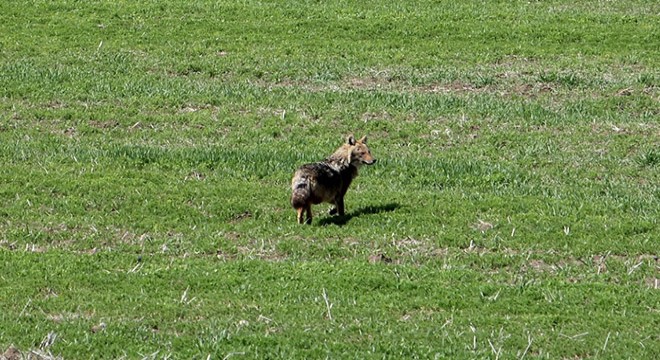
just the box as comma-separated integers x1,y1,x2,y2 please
1,0,659,358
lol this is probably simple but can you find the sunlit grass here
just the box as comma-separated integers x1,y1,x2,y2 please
0,0,658,358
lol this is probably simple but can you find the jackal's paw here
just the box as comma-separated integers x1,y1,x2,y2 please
329,207,338,215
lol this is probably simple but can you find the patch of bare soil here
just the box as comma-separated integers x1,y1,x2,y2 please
425,81,488,94
229,210,252,223
0,240,17,250
472,220,494,233
368,253,393,264
527,259,556,273
2,345,21,360
89,120,119,129
185,171,206,181
2,342,63,360
346,75,392,90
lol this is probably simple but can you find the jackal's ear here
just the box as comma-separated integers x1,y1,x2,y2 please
347,135,356,145
358,135,367,144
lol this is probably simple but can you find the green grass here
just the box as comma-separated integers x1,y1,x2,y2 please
1,0,659,358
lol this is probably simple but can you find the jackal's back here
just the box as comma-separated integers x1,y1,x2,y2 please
290,162,343,208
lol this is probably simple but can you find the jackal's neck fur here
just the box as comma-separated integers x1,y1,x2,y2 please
325,144,358,174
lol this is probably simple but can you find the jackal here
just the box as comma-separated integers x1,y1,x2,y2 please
291,135,376,224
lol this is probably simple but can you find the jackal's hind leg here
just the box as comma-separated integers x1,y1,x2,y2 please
304,206,313,225
296,207,306,224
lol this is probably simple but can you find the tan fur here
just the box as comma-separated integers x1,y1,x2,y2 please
291,135,376,224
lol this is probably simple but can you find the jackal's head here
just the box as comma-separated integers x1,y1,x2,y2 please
346,135,376,167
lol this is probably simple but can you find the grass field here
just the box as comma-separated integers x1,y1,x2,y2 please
1,0,659,358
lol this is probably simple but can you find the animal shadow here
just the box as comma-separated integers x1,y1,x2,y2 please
319,202,401,226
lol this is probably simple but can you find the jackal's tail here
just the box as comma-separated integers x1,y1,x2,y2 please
291,177,311,209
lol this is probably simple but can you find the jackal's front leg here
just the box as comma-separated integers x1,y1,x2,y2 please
331,197,345,216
